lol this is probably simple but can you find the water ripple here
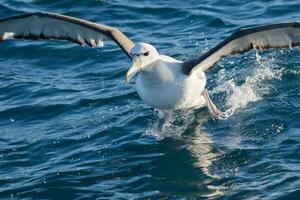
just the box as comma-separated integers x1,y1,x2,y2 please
0,0,300,199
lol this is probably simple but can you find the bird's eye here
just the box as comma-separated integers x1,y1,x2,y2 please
143,52,149,56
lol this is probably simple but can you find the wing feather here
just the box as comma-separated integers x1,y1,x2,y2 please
183,22,300,74
0,12,134,59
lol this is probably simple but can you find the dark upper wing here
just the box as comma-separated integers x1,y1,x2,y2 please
183,22,300,74
0,12,134,59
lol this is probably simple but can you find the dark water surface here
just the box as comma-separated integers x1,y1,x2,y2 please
0,0,300,199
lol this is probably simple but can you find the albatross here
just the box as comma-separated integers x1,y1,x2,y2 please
1,12,300,119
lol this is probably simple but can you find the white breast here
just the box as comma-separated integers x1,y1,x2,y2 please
135,56,207,111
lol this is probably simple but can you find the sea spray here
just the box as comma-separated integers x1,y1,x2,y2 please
212,55,283,116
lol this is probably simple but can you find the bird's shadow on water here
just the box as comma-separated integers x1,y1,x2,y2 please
143,108,227,198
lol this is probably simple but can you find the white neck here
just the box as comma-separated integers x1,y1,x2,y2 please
139,59,175,87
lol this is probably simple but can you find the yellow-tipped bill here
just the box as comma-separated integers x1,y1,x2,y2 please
125,56,141,83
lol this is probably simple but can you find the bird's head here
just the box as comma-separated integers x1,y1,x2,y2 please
125,43,159,83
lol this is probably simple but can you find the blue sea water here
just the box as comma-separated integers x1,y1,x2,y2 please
0,0,300,199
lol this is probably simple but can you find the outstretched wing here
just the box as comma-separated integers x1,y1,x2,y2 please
183,22,300,74
0,12,134,59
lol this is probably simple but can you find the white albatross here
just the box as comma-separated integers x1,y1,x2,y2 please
1,12,300,119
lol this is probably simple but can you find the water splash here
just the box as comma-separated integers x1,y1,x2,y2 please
143,109,198,140
289,68,300,76
212,54,284,115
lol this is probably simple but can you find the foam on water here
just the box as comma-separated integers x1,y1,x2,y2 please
289,68,300,76
212,54,284,115
144,109,200,140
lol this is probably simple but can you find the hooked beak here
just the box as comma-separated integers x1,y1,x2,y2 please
125,56,141,83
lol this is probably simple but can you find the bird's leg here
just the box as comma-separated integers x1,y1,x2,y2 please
155,109,172,130
202,89,227,120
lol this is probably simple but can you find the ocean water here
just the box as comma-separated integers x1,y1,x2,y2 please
0,0,300,199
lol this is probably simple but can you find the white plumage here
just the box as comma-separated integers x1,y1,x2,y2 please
135,55,206,110
1,12,300,119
